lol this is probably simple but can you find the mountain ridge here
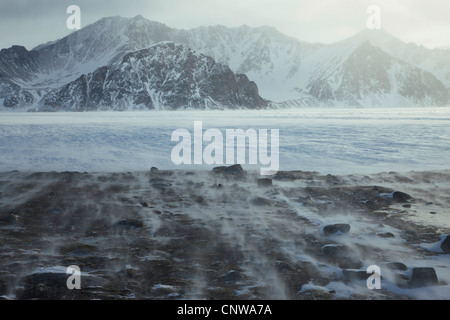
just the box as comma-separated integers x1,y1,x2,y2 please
0,15,448,111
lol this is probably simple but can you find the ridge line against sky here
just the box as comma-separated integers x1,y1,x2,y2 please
0,0,449,50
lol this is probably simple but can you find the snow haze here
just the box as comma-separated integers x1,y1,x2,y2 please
0,0,449,51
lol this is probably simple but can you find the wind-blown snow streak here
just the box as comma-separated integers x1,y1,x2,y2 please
0,168,449,300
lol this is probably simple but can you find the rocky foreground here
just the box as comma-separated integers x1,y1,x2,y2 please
0,165,449,300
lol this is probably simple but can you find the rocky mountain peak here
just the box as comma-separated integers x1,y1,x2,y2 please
39,41,268,111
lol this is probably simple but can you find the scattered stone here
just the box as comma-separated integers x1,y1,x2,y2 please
212,166,227,173
150,167,159,174
116,219,144,229
275,260,295,272
0,279,7,296
386,262,408,271
218,270,242,284
429,211,437,215
16,272,71,300
195,196,207,205
326,174,342,185
16,270,109,299
297,288,334,299
226,164,244,174
59,243,97,256
377,232,395,238
151,183,170,190
151,284,180,295
402,229,420,243
161,212,174,219
48,208,63,215
342,269,368,282
251,197,272,206
150,178,171,190
257,178,272,188
273,171,296,180
402,204,411,208
141,202,150,208
394,274,410,288
409,267,438,288
440,235,450,254
323,224,351,236
364,199,378,210
212,164,244,175
67,249,93,257
392,191,412,203
0,213,19,225
322,245,347,258
321,245,362,269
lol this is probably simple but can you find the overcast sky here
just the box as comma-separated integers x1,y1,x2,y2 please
0,0,449,50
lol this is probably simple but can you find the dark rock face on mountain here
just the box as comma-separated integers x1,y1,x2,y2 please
0,78,35,109
0,45,40,108
39,42,267,111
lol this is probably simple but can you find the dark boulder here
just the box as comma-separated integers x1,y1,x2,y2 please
115,219,144,229
440,235,450,254
251,197,272,206
218,270,242,284
226,164,244,174
16,270,109,299
257,178,273,188
322,245,347,258
0,213,19,225
377,232,395,238
150,167,159,174
0,279,7,296
392,191,412,203
409,267,438,288
323,224,351,236
321,245,362,269
386,262,408,271
342,269,368,282
212,164,244,175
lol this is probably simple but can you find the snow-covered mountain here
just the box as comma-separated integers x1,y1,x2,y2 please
0,16,179,109
40,42,267,111
341,29,450,96
0,15,448,110
180,26,448,107
174,24,318,103
300,41,448,107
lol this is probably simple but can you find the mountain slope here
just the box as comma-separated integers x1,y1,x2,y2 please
174,25,319,102
304,41,449,107
39,42,267,111
342,29,450,93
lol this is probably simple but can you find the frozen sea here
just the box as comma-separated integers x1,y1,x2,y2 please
0,107,449,174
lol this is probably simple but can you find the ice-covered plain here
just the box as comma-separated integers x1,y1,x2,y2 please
0,107,450,174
